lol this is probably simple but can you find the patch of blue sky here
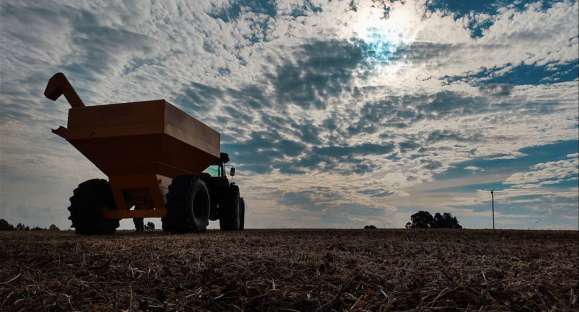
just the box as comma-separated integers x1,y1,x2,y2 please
208,0,277,22
425,0,565,16
289,0,322,17
542,177,578,188
425,0,571,37
445,61,579,86
437,139,578,180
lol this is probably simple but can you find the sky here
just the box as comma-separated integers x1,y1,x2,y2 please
0,0,578,230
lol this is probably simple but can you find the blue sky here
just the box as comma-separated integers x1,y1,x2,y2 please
1,0,577,230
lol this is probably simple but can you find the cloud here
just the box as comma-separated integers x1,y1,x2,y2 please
270,39,365,109
464,166,484,172
504,158,578,187
209,0,278,22
175,82,225,114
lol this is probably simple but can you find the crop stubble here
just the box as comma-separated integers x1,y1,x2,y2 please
0,229,577,311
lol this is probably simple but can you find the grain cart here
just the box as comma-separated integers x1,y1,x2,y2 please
44,73,245,234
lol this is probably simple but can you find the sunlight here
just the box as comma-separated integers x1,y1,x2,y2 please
351,3,421,64
343,2,427,91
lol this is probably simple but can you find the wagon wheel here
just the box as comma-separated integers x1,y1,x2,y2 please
68,179,119,235
162,176,210,233
220,185,243,231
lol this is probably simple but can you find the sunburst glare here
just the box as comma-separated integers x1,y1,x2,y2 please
351,3,422,65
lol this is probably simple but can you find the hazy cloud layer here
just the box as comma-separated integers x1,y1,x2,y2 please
1,0,577,229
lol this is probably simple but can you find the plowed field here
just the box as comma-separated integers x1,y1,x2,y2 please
1,229,577,311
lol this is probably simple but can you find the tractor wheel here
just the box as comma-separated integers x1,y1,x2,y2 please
68,179,119,235
239,198,245,230
162,176,210,233
220,185,242,231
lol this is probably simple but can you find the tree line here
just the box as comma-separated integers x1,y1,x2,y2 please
0,219,60,231
405,211,462,229
0,219,157,231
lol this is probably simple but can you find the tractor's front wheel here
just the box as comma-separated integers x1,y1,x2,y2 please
68,179,120,235
220,185,244,231
162,176,210,233
239,197,245,230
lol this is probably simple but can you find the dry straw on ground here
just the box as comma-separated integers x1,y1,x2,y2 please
0,229,577,311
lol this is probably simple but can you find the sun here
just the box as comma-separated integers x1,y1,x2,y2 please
350,2,421,64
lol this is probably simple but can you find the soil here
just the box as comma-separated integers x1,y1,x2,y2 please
0,229,577,311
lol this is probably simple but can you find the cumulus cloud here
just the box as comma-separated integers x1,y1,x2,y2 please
505,158,578,187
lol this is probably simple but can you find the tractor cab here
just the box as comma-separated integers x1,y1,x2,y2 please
201,152,243,228
203,152,235,180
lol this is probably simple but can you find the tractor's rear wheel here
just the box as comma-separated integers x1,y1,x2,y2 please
162,176,210,233
68,179,120,235
220,185,244,231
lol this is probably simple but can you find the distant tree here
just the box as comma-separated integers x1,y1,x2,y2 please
410,211,434,228
431,213,444,228
31,226,45,231
364,225,377,230
49,224,60,231
431,213,462,229
15,223,30,231
408,211,462,229
405,222,412,229
446,213,460,229
0,219,14,231
145,222,155,231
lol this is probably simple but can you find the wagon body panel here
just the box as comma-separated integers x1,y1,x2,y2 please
62,100,220,176
54,99,221,219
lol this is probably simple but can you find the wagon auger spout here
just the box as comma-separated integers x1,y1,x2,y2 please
44,72,85,108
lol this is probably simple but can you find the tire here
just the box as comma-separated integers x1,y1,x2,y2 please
220,185,242,231
68,179,119,235
162,176,210,233
133,218,144,232
239,198,245,230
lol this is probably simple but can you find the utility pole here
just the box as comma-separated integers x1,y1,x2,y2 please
490,190,495,230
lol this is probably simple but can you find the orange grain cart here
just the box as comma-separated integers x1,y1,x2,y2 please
45,73,245,234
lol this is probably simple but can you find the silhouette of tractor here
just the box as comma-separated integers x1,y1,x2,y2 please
45,73,245,234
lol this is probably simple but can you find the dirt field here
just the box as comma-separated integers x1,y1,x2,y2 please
0,229,577,311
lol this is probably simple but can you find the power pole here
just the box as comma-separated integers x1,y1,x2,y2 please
490,190,495,230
